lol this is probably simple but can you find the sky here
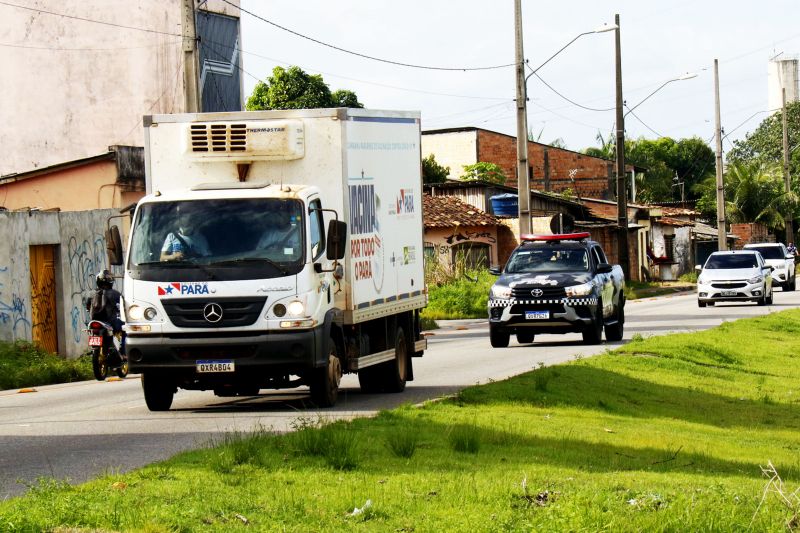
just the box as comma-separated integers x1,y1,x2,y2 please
238,0,800,154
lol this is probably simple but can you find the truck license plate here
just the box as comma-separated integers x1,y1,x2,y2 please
720,290,736,297
196,360,235,373
525,311,550,320
88,336,103,347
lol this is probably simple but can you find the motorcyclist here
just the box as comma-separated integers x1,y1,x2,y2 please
86,270,125,364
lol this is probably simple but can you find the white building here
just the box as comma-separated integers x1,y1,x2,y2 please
0,0,242,177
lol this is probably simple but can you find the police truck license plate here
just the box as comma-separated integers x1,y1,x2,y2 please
721,290,736,296
525,311,549,320
196,360,235,373
88,336,103,347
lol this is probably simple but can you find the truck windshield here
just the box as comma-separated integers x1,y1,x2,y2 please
129,198,304,273
505,247,589,273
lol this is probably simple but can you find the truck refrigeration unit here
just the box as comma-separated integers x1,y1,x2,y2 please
106,108,427,410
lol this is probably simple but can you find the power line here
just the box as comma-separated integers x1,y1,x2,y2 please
220,0,514,72
0,1,182,37
531,71,615,112
624,105,665,138
0,41,181,51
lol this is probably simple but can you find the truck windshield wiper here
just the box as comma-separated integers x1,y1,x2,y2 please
135,260,217,279
208,257,289,275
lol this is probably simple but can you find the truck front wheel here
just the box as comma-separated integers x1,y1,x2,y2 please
142,373,175,411
582,302,604,345
604,299,625,342
490,325,510,348
309,336,342,407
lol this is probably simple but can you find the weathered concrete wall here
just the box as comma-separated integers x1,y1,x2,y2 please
0,209,120,358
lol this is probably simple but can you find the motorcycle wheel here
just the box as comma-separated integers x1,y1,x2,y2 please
115,356,129,378
92,348,108,381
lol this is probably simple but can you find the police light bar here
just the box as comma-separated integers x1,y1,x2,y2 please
520,232,591,242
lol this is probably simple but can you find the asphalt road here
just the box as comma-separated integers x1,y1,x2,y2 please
2,288,799,498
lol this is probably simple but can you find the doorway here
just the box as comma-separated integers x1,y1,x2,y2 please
30,245,59,354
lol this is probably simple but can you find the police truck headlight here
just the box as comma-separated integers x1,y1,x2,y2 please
565,282,593,297
490,285,512,299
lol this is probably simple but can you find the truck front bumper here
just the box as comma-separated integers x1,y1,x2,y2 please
127,327,325,386
488,297,599,332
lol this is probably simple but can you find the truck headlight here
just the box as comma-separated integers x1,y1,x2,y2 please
127,305,144,321
748,276,763,284
490,285,512,299
565,282,593,297
287,300,305,316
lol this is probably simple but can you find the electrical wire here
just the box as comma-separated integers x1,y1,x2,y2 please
531,71,615,112
0,1,182,37
219,0,514,72
624,105,664,138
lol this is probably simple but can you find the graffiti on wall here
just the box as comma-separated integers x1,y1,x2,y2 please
0,266,31,340
444,230,496,246
67,235,106,343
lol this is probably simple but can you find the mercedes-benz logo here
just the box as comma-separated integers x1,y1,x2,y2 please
531,289,544,297
203,303,223,323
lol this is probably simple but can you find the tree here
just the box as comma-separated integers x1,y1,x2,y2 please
695,161,793,230
460,162,506,185
246,66,363,111
728,101,800,178
422,154,450,184
583,130,615,160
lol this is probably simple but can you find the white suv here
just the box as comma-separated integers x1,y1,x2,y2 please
696,250,773,307
743,243,796,291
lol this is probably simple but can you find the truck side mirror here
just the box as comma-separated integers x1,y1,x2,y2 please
326,220,347,260
105,225,123,266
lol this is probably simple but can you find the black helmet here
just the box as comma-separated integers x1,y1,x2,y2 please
96,269,114,289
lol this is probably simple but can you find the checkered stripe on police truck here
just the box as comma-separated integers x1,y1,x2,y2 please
488,298,598,308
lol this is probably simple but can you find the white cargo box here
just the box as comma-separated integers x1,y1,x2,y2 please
144,108,426,324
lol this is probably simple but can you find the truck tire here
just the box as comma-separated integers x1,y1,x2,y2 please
787,276,796,291
358,328,409,393
490,325,510,348
582,302,604,345
604,299,625,342
142,373,175,411
516,331,535,344
310,336,342,407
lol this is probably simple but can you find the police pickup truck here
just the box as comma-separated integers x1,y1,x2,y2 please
488,232,625,347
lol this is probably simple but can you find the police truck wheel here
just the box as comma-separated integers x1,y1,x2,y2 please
310,336,341,407
142,373,174,411
490,326,510,348
604,300,625,342
582,302,604,345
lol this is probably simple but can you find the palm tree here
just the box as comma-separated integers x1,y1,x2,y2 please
724,162,792,229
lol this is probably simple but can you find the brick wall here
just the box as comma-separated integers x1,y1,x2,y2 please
730,223,772,248
476,130,616,199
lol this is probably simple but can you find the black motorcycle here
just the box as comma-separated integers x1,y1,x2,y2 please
86,319,128,380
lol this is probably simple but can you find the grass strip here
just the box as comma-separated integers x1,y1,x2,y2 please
2,311,800,531
0,341,92,390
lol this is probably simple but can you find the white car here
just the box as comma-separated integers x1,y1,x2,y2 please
743,243,795,291
696,250,773,307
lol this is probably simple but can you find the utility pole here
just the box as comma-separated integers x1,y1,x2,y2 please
182,0,201,113
514,0,531,236
783,88,794,244
713,59,727,251
614,13,629,278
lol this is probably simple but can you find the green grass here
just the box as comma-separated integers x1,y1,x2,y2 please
0,341,93,390
624,280,695,300
422,269,494,320
4,311,800,530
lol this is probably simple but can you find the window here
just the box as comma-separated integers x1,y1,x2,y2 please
452,243,490,270
664,235,675,261
308,199,325,261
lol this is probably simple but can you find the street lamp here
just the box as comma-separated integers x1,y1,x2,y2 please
514,3,616,236
623,72,698,117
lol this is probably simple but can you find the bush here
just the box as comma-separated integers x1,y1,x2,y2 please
0,341,93,390
679,271,698,283
423,270,493,320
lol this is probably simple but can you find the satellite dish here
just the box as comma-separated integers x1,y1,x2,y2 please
549,213,575,234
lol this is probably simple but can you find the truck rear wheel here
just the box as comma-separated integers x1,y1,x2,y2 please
604,299,625,341
309,336,342,407
358,328,408,393
142,373,175,411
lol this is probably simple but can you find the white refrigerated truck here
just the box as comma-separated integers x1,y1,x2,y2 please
107,108,427,410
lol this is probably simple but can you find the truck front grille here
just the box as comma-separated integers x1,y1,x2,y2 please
512,286,567,299
162,297,267,328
